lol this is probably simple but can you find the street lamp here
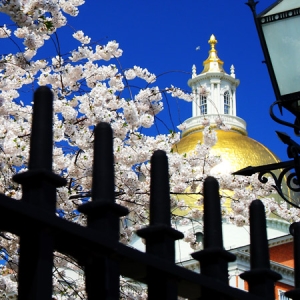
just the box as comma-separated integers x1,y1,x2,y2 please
233,0,300,208
237,4,300,297
247,0,300,126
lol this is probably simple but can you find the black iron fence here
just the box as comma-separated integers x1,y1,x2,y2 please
0,86,298,299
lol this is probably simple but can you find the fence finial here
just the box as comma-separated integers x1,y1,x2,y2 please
240,200,281,300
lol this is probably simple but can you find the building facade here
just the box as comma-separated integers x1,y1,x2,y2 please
174,35,295,298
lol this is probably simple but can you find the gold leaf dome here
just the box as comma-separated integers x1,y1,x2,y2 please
175,129,280,174
172,127,285,215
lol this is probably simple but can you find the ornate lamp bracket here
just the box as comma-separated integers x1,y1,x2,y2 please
233,160,300,208
270,101,300,135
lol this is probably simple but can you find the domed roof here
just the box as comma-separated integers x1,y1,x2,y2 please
175,129,280,174
179,33,280,185
173,127,286,214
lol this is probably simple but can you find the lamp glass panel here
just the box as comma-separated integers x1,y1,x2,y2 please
262,15,300,96
263,0,300,16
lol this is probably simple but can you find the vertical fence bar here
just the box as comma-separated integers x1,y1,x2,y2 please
0,85,293,300
13,86,66,300
293,222,300,289
0,86,294,300
78,122,128,300
240,200,281,300
192,176,236,300
137,150,184,300
285,222,300,299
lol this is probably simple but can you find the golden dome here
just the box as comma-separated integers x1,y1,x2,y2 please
175,129,280,174
172,128,284,215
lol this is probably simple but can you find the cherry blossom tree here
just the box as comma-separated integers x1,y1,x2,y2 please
0,1,294,299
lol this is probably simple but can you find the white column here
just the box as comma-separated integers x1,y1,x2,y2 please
232,88,237,116
209,82,214,114
217,82,221,114
192,87,197,117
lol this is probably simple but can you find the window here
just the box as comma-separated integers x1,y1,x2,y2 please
195,232,203,244
200,94,207,115
224,91,230,114
279,290,290,300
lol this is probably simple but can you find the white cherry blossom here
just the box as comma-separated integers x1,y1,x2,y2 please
0,1,291,299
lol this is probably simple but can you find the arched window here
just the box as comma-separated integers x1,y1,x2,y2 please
199,94,207,115
224,91,230,114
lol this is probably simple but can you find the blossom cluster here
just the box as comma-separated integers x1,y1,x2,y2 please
0,1,295,299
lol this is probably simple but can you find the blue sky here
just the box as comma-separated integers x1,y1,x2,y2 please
1,0,296,161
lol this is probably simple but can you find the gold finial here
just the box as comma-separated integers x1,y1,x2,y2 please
208,34,217,50
201,34,224,74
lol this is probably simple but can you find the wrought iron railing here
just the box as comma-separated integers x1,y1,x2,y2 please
0,86,297,299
